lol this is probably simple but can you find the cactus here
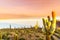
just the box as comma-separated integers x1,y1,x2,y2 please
42,11,56,40
34,21,39,29
9,24,11,30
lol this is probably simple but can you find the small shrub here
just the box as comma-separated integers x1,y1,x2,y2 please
38,38,43,40
19,38,25,40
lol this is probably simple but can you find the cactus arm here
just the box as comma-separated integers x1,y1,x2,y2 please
47,21,51,30
42,18,47,33
49,11,56,34
46,16,51,30
52,11,56,28
47,16,50,21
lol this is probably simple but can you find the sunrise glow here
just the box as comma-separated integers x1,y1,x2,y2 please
0,0,60,19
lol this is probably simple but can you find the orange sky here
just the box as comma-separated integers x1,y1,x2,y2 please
0,0,60,19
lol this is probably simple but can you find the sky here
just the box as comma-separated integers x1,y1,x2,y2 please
0,0,60,28
0,0,60,19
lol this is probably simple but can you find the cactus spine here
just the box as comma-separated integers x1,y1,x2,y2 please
42,11,56,40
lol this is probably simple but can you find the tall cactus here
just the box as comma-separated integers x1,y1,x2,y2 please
42,11,56,40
